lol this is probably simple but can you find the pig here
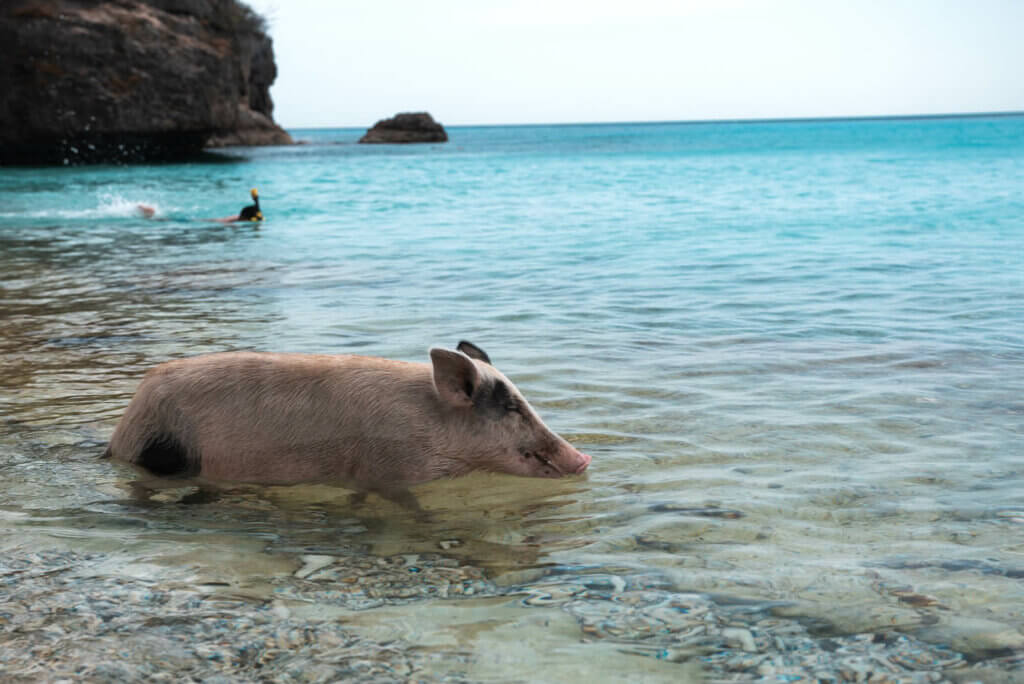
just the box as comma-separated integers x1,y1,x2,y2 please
105,341,591,507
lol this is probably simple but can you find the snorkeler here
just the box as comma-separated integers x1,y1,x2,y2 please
212,188,263,223
135,188,264,222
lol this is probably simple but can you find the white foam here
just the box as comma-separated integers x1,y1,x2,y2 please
2,193,164,219
91,192,163,219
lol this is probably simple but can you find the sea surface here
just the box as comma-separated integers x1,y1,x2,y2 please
2,116,1023,680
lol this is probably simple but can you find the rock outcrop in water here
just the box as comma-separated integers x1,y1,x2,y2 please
359,112,448,144
0,0,292,165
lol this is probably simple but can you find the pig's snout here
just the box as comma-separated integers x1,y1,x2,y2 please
557,445,591,476
517,441,591,478
574,451,592,474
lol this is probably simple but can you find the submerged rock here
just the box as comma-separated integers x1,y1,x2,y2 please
359,112,448,144
3,549,1021,681
0,0,292,165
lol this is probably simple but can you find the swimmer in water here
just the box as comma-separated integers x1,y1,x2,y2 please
212,188,263,223
136,188,264,223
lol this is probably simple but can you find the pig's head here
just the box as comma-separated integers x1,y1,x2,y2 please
429,341,591,479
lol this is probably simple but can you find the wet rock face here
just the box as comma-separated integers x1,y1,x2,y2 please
0,0,292,165
359,112,448,144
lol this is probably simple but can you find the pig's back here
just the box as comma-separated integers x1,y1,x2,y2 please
110,352,441,484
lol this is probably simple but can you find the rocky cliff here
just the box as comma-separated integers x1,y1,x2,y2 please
0,0,292,165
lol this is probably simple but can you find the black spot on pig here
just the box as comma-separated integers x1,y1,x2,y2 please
137,433,198,477
473,379,519,419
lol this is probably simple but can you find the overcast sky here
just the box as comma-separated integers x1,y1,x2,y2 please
245,0,1024,129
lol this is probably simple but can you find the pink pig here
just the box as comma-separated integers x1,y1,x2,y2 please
106,341,591,507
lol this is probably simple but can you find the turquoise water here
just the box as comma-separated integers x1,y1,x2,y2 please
2,115,1024,678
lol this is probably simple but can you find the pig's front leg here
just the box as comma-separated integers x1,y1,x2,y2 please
377,487,431,521
348,487,425,517
376,487,423,513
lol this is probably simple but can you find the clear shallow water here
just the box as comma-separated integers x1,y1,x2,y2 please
2,116,1024,679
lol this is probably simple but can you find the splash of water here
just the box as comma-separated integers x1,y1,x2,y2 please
2,192,163,219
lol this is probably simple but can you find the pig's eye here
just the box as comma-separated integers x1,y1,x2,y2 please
505,402,524,417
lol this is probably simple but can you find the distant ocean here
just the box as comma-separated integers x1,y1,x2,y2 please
2,114,1024,678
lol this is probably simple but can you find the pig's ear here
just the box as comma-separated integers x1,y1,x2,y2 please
456,340,492,365
430,348,480,407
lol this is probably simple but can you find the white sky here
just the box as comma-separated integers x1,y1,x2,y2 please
245,0,1024,129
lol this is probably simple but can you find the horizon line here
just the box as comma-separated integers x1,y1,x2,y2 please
282,109,1024,131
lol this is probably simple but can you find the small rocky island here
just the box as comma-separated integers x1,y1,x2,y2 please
359,112,448,144
0,0,291,165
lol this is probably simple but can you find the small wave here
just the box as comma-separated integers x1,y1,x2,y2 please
2,193,164,219
83,193,164,219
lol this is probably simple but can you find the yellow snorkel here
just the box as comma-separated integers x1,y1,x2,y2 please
251,188,261,221
238,188,262,222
